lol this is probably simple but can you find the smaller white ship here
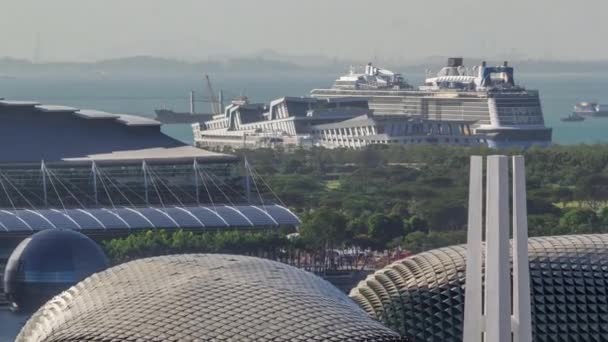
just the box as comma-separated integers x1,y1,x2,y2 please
573,102,608,117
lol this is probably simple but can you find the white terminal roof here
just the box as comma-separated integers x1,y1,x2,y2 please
63,146,233,163
0,100,40,107
35,105,79,112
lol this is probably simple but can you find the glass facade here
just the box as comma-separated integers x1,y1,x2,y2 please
0,161,243,209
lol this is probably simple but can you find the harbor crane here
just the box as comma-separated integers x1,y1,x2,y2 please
205,74,223,114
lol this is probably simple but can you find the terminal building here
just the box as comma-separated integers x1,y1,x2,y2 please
193,96,481,149
311,114,481,148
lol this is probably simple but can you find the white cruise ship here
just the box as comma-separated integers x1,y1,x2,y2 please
311,58,552,149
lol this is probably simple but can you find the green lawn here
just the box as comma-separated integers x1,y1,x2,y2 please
325,180,341,190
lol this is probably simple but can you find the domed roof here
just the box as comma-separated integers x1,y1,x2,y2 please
350,234,608,341
17,254,405,342
4,229,108,311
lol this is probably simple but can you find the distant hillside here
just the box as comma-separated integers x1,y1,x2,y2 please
1,55,608,78
0,56,305,78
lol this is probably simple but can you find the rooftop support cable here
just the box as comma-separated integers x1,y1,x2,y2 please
194,159,200,205
244,158,252,204
41,160,48,207
92,161,98,206
142,160,149,205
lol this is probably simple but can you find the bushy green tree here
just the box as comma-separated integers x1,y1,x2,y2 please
559,208,599,234
368,213,404,248
408,216,429,234
299,208,348,250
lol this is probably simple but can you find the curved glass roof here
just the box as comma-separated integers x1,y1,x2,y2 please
0,205,300,233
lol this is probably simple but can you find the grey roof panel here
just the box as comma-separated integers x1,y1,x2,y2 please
110,208,154,229
62,146,236,164
237,205,278,226
35,105,78,113
85,209,128,229
69,210,106,230
0,211,31,232
18,254,405,342
19,210,55,231
137,207,179,228
73,109,120,119
264,205,301,225
116,114,161,126
215,206,254,227
185,206,227,227
0,100,40,107
164,207,203,228
42,210,81,230
0,98,235,164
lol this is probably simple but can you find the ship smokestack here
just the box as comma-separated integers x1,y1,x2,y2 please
503,61,508,67
482,61,487,67
365,62,371,75
189,90,195,114
219,90,224,113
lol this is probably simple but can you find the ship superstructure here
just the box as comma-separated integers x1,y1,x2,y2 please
311,58,552,149
573,102,608,117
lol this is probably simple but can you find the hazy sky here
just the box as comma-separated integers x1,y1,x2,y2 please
2,0,608,62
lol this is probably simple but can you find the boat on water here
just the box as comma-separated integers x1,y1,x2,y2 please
561,113,585,122
311,58,552,149
573,102,608,117
155,76,222,124
154,90,215,124
155,109,213,124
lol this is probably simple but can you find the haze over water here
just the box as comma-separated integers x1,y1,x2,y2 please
0,72,607,146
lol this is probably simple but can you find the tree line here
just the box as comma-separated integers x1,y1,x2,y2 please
104,144,608,261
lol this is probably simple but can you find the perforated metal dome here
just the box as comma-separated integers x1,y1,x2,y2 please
350,234,608,342
18,254,405,342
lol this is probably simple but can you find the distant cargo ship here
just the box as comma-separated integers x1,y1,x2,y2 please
154,110,213,124
154,75,223,124
560,112,585,122
573,102,608,117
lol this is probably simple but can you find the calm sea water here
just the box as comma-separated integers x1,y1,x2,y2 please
0,310,28,341
1,72,608,145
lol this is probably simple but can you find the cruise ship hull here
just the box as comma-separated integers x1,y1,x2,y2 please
311,88,552,148
476,127,552,149
575,111,608,118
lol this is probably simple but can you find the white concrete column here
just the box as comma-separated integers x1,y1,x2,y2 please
512,156,533,342
463,156,484,342
463,155,532,342
485,155,511,342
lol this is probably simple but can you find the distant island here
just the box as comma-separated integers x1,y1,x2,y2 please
1,54,608,78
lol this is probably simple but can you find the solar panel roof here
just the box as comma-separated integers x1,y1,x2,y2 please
0,205,299,234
